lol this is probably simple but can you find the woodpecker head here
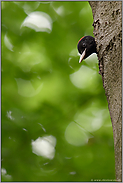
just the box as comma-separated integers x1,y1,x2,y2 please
77,36,97,63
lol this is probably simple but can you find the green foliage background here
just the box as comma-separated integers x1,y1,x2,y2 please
2,1,115,182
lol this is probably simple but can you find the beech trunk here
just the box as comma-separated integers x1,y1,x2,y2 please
89,1,122,182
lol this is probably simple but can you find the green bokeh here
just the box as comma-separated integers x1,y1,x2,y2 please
2,1,115,182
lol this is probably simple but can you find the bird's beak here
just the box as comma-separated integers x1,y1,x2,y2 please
79,48,86,63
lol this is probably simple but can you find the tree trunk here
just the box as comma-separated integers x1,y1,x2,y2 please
89,1,122,182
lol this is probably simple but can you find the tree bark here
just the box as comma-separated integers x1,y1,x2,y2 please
89,1,122,182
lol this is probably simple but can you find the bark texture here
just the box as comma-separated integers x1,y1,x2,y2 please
89,1,122,182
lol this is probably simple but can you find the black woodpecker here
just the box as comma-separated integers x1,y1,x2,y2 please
77,36,97,63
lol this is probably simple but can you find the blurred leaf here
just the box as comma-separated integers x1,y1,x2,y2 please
2,1,115,182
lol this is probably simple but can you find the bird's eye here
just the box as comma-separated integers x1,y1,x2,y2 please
82,43,86,47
